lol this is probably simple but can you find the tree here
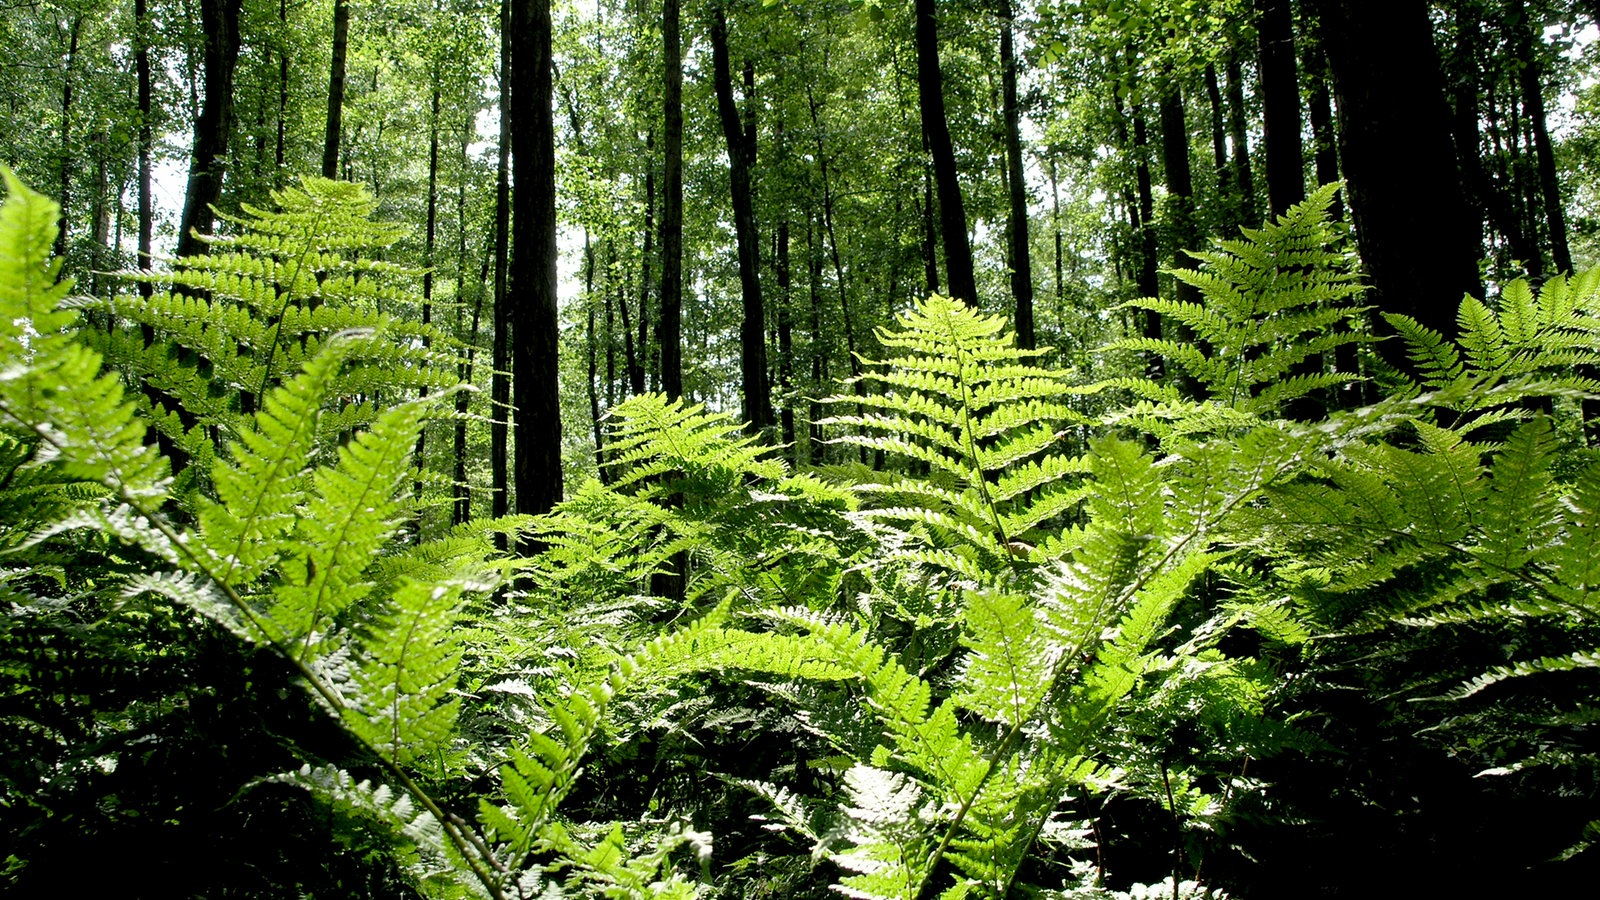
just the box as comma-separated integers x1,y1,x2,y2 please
710,3,772,432
914,0,977,306
509,0,564,522
1310,0,1483,357
175,0,243,257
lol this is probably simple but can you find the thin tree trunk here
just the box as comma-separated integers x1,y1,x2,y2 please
491,8,512,530
1510,0,1572,274
914,0,977,306
56,16,83,259
413,82,441,496
508,0,563,526
1224,51,1259,225
1204,62,1235,231
136,0,154,294
323,0,350,178
1304,39,1344,219
1000,0,1035,348
807,213,827,465
777,218,796,455
710,7,772,432
626,132,653,396
176,0,243,258
276,0,289,180
659,0,685,400
1257,0,1305,217
585,235,606,478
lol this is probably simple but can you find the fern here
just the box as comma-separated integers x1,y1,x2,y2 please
94,177,460,462
1105,184,1367,418
824,295,1093,579
1386,268,1600,421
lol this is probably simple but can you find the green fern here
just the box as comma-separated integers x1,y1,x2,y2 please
1108,184,1366,416
824,294,1094,579
94,177,460,462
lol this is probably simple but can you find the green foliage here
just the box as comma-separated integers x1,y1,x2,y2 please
92,177,459,467
824,293,1094,579
1106,184,1367,419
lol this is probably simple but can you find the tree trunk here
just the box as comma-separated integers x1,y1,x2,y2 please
1256,0,1305,217
414,82,441,494
276,0,289,181
807,213,827,465
914,0,977,306
508,0,563,526
136,0,154,293
585,235,605,477
659,0,685,400
1311,0,1483,361
176,0,243,258
1224,51,1259,225
1510,0,1572,274
1159,75,1199,303
491,8,512,530
1304,40,1343,220
1204,62,1235,231
56,16,82,259
1000,0,1035,348
322,0,349,178
777,218,796,454
710,7,773,433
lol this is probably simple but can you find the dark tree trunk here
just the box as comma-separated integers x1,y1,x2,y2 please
322,0,349,179
136,0,154,292
914,0,977,306
56,16,82,259
710,7,773,432
585,235,605,477
921,161,940,294
1439,4,1486,255
1204,62,1236,231
807,214,827,465
1509,0,1572,274
1159,76,1200,302
453,126,482,527
176,0,243,258
508,0,563,525
1224,52,1259,225
1311,0,1483,361
1304,39,1344,219
1000,0,1035,348
626,132,653,397
776,218,796,454
1257,0,1306,217
659,0,685,400
413,82,441,495
276,0,289,181
1132,99,1161,303
491,9,512,529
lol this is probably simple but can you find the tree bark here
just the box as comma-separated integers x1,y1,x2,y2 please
508,0,564,525
1204,62,1235,231
56,16,82,259
1310,0,1483,360
491,7,512,529
1159,75,1199,302
659,0,685,400
136,0,154,292
914,0,977,306
176,0,243,258
1509,0,1573,274
1000,0,1035,348
710,6,773,432
1224,51,1259,226
1256,0,1306,217
322,0,349,179
1304,38,1344,220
